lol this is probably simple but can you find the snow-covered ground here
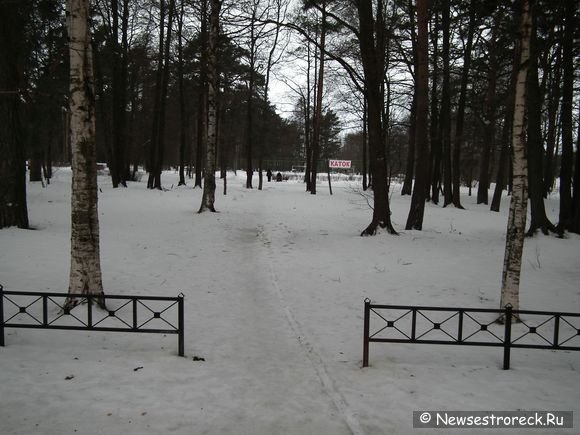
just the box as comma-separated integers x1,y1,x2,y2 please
1,169,579,435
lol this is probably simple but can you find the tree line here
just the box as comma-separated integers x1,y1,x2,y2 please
0,0,578,308
4,0,578,230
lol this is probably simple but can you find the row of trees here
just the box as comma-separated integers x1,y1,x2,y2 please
9,1,576,230
0,0,344,301
293,0,579,235
286,0,578,311
0,0,578,309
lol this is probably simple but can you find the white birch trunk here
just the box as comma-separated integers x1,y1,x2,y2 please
198,0,220,213
500,0,532,312
67,0,105,306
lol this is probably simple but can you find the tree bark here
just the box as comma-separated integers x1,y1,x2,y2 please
451,2,477,210
148,0,175,190
147,0,166,189
362,92,368,191
500,0,532,313
195,0,208,189
66,0,105,307
491,33,519,213
199,0,221,212
246,8,257,189
401,94,416,196
358,0,396,236
405,0,429,230
310,1,326,195
542,44,561,197
526,12,555,235
110,0,126,188
477,24,497,205
571,105,580,233
401,0,417,197
441,0,452,206
557,0,574,234
429,6,441,204
177,0,187,186
0,2,29,229
304,41,313,191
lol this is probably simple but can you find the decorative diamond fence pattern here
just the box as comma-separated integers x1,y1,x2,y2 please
363,299,580,369
0,285,184,356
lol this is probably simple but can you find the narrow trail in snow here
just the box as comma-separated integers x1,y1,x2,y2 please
258,227,366,435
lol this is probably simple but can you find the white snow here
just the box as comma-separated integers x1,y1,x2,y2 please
1,169,579,435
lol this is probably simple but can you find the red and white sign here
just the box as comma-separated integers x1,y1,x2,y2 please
329,159,352,169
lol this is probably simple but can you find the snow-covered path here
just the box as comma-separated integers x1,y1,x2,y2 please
181,206,358,434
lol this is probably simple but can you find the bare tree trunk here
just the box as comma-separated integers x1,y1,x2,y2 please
110,0,126,188
405,0,429,230
246,8,256,189
362,92,368,191
310,1,326,195
401,94,416,196
557,0,574,234
491,34,519,213
148,0,166,189
0,2,29,229
526,12,555,235
543,44,561,197
66,0,105,308
477,24,497,205
195,0,208,189
572,105,580,233
500,0,532,313
441,0,452,207
177,0,187,186
29,150,42,182
401,0,417,197
120,0,130,182
358,0,396,236
199,0,221,212
149,0,175,190
429,7,441,204
304,42,313,191
451,2,477,210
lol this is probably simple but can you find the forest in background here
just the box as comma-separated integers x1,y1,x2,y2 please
1,0,579,234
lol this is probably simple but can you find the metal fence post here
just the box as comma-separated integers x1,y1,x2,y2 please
0,285,5,347
363,298,370,367
503,304,513,370
553,314,560,348
132,297,138,330
178,294,185,357
457,309,464,342
87,295,93,328
42,294,48,326
411,309,417,340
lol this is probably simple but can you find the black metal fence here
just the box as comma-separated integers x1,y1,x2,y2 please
363,299,580,369
0,285,184,356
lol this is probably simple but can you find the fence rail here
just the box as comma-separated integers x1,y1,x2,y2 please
0,285,184,356
363,299,580,369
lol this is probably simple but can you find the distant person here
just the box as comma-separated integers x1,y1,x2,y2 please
266,169,272,182
276,172,282,182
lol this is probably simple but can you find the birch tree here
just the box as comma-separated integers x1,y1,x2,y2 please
500,0,532,313
66,0,105,308
199,0,221,212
